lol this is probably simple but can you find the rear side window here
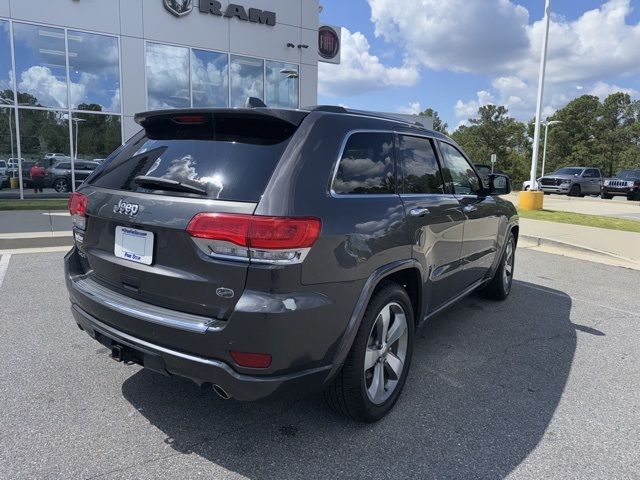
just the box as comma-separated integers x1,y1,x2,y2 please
397,135,444,194
332,132,395,195
89,113,299,202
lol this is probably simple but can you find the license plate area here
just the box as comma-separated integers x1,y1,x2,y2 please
114,226,154,265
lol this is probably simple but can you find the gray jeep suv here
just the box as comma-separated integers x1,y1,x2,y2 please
65,107,518,422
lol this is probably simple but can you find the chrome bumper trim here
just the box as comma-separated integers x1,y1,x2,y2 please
71,275,225,334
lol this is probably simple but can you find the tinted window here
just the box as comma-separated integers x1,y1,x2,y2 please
555,168,583,176
56,163,71,170
333,132,395,195
618,170,640,180
90,113,298,202
398,135,444,194
439,142,482,195
584,169,600,178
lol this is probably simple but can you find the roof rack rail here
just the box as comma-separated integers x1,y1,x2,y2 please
308,105,428,129
309,105,348,114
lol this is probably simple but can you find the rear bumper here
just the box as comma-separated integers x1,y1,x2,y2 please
71,303,331,401
64,247,363,401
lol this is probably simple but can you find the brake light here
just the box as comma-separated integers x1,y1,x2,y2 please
230,351,272,369
172,115,205,124
68,192,88,230
186,213,321,264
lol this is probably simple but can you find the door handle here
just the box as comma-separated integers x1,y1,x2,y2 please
463,205,478,213
409,207,430,217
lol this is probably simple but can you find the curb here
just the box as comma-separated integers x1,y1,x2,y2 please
519,234,640,268
0,232,74,250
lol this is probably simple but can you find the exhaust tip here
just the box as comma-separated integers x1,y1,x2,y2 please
212,384,232,400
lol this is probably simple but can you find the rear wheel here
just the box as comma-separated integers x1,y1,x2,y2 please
601,193,613,200
481,233,515,301
569,184,581,197
53,178,69,193
325,282,414,423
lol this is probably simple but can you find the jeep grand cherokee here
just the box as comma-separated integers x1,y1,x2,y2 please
65,106,518,422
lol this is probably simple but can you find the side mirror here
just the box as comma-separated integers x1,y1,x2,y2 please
489,174,511,195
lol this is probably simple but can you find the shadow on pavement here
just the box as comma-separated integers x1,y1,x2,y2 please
122,280,576,479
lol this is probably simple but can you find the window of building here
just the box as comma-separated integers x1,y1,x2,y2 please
439,142,482,195
332,132,396,195
398,135,444,194
18,109,70,162
266,61,299,109
191,49,229,108
72,113,122,162
0,21,13,103
68,31,121,113
146,43,190,110
230,55,264,108
13,23,68,108
0,107,17,163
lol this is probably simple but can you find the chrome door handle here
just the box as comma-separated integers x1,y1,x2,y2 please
463,205,478,213
410,207,430,217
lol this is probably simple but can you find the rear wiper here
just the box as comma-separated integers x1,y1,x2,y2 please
134,176,207,195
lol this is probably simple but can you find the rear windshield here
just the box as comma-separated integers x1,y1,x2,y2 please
89,113,298,202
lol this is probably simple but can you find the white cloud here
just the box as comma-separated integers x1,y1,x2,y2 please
318,28,419,97
18,66,86,109
396,102,421,115
365,0,640,123
589,81,638,99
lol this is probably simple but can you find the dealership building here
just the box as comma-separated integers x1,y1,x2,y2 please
0,0,343,196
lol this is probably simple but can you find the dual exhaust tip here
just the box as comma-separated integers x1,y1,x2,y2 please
212,384,232,400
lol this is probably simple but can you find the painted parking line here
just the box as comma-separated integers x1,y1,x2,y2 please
0,254,11,289
0,246,71,256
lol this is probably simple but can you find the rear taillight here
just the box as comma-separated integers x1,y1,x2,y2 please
186,213,321,264
68,192,88,230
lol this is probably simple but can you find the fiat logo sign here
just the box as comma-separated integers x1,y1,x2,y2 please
319,26,340,60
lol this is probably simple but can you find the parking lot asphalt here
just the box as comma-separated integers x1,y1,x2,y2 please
1,249,638,480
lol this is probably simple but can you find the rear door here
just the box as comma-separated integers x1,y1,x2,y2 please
396,134,466,314
583,168,601,194
438,141,500,288
78,110,304,321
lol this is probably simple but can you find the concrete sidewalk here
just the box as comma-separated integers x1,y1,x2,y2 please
519,218,640,269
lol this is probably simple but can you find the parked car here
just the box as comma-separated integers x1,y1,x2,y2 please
46,160,100,192
0,159,7,187
45,153,69,161
65,106,518,422
522,179,540,191
539,167,603,197
601,169,640,201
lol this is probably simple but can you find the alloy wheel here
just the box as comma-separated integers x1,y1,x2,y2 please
502,239,515,293
364,302,409,405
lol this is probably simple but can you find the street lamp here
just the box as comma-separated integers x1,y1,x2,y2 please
71,118,86,193
529,0,552,190
541,120,561,179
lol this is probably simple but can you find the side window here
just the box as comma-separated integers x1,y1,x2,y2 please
57,163,71,170
397,135,444,194
332,132,396,195
584,169,599,178
439,142,482,195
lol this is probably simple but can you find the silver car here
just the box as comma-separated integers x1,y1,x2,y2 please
538,167,603,197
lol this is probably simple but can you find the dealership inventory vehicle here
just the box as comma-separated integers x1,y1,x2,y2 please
46,160,100,192
539,167,603,196
65,106,518,422
601,169,640,201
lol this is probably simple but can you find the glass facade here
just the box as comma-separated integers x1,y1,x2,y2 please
146,44,300,111
0,19,123,197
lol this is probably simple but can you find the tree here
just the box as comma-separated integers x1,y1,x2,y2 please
451,105,530,184
419,108,448,134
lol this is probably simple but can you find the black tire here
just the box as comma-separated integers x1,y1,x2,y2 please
481,233,516,301
568,184,581,197
53,178,69,193
601,193,613,200
324,281,415,423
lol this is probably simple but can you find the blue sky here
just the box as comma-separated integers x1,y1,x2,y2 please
318,0,640,130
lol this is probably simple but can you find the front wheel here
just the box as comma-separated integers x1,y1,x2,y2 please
324,282,414,422
569,184,581,197
481,233,516,301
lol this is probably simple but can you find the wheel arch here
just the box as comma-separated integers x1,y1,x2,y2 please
325,260,424,382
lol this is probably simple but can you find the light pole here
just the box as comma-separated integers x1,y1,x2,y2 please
541,120,561,179
529,0,552,191
71,118,86,193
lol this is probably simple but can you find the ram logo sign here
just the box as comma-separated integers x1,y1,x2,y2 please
164,0,277,26
163,0,193,17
